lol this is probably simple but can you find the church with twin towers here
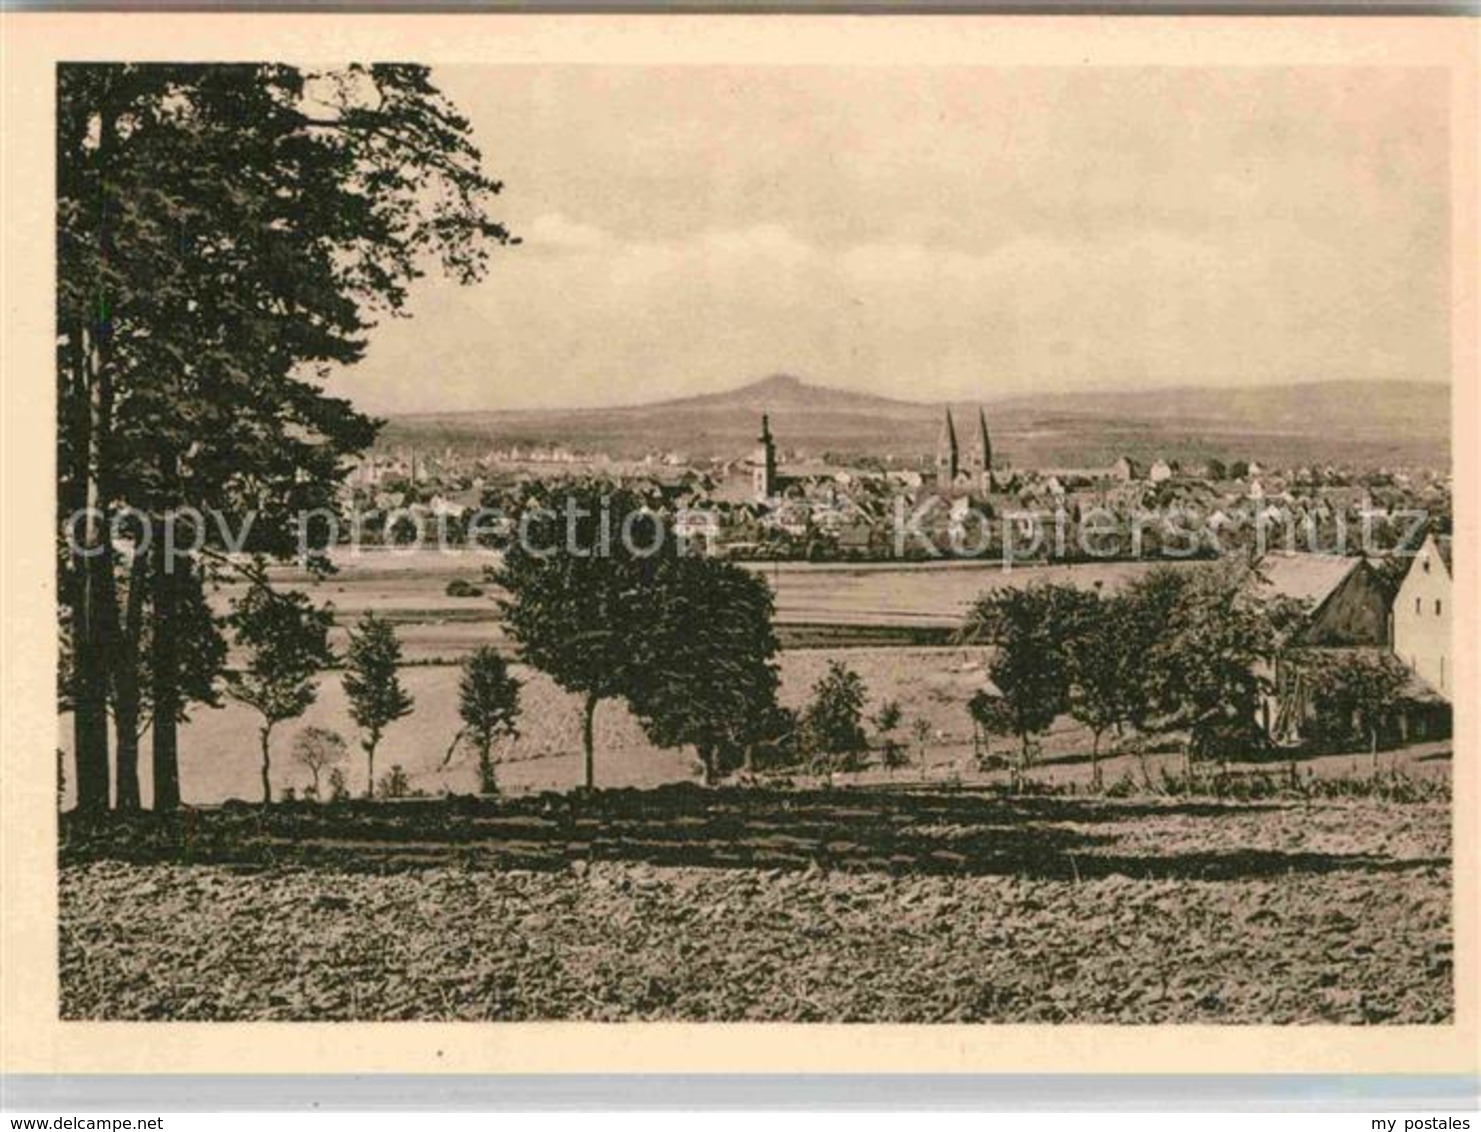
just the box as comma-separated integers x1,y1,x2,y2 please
936,407,995,495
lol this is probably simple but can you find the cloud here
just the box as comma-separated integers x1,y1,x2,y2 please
336,211,1445,413
525,212,616,252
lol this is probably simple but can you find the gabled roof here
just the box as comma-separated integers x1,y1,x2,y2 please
1435,533,1454,575
1256,552,1364,608
1398,532,1453,584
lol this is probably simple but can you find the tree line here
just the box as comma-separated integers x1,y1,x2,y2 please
57,63,514,813
959,560,1412,787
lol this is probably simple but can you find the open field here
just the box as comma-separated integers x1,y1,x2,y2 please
59,791,1452,1022
238,551,1207,661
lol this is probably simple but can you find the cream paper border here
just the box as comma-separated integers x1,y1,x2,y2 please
1,12,1476,1078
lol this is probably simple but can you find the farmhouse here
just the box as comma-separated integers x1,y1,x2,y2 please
1390,533,1453,700
1258,550,1452,746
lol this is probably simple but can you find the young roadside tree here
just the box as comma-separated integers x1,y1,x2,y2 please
456,646,522,795
959,583,1096,769
910,716,934,780
968,687,1019,779
872,699,908,773
226,586,334,805
57,64,514,812
872,699,903,737
494,481,665,791
625,557,781,786
799,660,868,772
343,613,414,798
1063,592,1136,789
291,725,348,800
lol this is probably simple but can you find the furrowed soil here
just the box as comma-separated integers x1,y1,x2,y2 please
59,792,1452,1023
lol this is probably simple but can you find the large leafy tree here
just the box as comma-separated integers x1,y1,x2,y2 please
960,582,1097,765
493,481,667,790
626,557,782,785
57,63,514,812
1135,560,1276,758
343,613,415,797
1304,650,1409,760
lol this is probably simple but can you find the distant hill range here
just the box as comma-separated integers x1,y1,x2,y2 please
381,374,1450,470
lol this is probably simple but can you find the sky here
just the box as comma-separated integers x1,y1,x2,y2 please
324,65,1450,414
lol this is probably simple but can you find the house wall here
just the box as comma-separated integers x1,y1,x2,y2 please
1391,537,1452,699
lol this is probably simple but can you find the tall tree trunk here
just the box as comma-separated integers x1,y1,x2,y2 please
477,743,495,794
111,547,149,811
72,321,113,816
366,736,378,799
150,538,181,811
581,691,598,791
70,95,123,817
259,723,274,805
1090,731,1102,792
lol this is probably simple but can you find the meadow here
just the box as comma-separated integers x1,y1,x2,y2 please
58,644,1450,807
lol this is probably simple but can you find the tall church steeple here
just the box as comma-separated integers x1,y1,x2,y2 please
936,409,959,490
754,412,778,500
977,407,992,477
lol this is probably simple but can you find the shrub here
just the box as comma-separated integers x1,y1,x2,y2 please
881,739,911,771
377,764,411,799
445,578,484,598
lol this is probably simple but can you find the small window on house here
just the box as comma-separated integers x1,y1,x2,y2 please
1435,599,1442,616
1415,597,1422,614
1423,559,1431,574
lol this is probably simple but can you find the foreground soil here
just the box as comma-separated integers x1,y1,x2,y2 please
59,796,1451,1023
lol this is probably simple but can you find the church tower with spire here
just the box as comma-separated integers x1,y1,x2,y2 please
936,409,959,491
754,412,778,500
975,407,992,492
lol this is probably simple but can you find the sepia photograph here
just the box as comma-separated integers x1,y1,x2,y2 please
2,13,1475,1092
